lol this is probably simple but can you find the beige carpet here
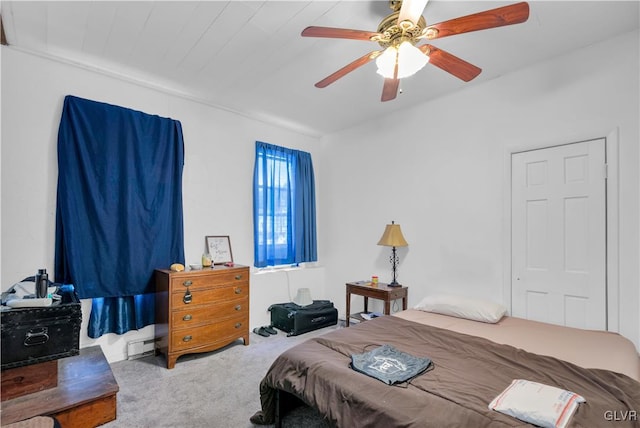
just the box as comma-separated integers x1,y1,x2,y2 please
101,324,341,428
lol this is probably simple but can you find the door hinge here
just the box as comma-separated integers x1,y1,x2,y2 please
603,163,608,179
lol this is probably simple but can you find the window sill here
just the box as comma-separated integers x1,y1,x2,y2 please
253,262,321,275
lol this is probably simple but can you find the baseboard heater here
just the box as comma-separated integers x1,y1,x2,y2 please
127,338,156,360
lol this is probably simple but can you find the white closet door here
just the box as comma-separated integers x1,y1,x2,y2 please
511,139,606,330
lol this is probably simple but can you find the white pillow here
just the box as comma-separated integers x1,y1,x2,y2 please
414,294,507,323
489,379,586,428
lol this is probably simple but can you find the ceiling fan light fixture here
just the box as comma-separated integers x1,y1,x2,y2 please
375,46,398,78
398,41,429,77
376,41,429,79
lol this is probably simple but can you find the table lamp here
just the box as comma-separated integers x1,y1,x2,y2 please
377,221,408,287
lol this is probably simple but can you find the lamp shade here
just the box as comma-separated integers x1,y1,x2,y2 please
397,41,429,78
377,222,408,247
375,46,397,79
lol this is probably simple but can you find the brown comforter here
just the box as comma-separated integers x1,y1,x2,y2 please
253,315,640,427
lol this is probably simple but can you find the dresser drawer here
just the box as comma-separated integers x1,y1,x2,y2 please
171,298,248,329
170,282,248,308
171,315,248,350
169,269,248,291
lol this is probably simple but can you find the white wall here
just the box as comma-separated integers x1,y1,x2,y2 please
1,47,324,362
319,30,640,350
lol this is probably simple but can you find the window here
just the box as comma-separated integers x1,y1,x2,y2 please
253,141,317,268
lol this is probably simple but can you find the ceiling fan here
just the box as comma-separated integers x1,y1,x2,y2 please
301,0,529,102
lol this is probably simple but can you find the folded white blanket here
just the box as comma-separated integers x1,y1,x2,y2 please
489,379,585,428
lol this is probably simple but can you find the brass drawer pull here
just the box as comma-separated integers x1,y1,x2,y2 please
183,314,192,321
183,289,192,304
235,274,242,280
234,287,242,294
183,280,193,287
182,335,192,342
235,322,242,329
234,305,241,311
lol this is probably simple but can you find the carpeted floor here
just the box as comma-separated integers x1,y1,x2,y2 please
101,324,340,428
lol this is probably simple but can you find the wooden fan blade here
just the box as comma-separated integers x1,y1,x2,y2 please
419,45,481,82
301,26,380,41
1,14,8,46
398,0,429,25
315,51,382,88
381,62,399,102
422,2,529,40
381,78,400,102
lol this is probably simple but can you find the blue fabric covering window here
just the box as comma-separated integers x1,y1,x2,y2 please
55,95,185,338
253,141,317,268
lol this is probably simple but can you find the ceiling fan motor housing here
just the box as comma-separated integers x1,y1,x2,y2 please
373,12,427,49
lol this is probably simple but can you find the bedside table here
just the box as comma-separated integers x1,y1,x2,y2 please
345,281,408,327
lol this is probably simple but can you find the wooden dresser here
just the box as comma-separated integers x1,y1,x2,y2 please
154,265,250,369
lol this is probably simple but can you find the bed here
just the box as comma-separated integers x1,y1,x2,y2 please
251,298,640,428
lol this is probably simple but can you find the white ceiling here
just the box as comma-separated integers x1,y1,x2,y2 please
1,1,638,136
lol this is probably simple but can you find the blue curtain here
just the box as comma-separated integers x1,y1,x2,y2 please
253,141,317,267
55,95,185,338
293,149,317,263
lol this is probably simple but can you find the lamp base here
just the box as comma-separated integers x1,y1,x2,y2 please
387,281,402,287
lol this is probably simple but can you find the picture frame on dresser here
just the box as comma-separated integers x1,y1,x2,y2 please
205,235,233,265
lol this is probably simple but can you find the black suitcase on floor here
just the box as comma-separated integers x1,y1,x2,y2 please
268,300,338,336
